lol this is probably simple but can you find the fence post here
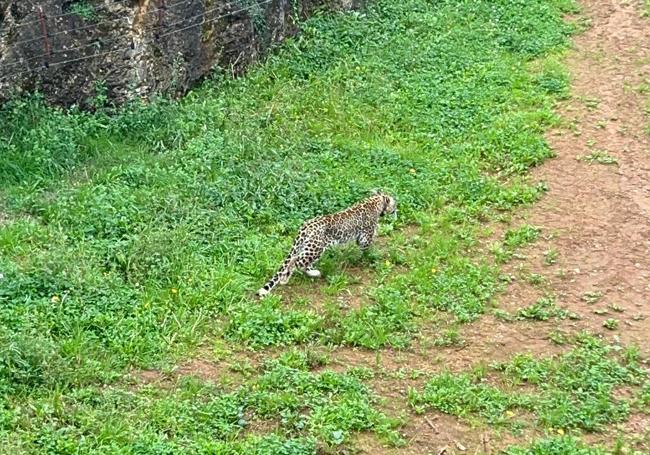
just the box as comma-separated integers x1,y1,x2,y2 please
37,6,52,68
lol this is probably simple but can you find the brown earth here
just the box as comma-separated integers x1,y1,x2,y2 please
527,0,650,352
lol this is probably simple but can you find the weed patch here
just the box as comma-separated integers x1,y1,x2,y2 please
516,296,569,321
578,150,619,165
410,335,647,432
2,360,399,453
503,436,607,454
225,298,323,348
493,225,541,263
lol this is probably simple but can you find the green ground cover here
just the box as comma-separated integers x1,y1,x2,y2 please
2,0,636,453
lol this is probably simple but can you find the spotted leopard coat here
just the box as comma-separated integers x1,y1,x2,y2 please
257,192,396,296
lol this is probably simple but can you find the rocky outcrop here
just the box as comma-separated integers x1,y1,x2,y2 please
0,0,362,108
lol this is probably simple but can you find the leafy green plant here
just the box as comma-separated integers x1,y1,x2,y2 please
602,318,619,330
1,362,400,453
578,150,618,165
536,73,569,97
640,381,650,411
433,328,464,347
493,225,541,263
338,287,415,349
409,372,524,424
548,329,569,345
544,248,559,265
494,308,515,322
581,290,603,304
68,0,98,21
527,272,545,286
505,225,542,249
225,299,323,348
517,297,569,321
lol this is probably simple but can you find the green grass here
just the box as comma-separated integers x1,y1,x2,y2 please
409,371,525,424
494,297,573,324
2,352,400,453
503,436,607,455
409,335,647,432
493,224,542,263
0,0,584,451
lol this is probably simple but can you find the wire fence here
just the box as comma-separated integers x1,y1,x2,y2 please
10,0,132,30
0,0,275,83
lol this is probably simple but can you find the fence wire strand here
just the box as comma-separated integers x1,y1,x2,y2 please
0,0,275,83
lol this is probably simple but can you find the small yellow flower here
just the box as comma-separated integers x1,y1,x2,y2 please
431,267,437,274
409,168,417,174
506,410,515,418
557,428,565,435
171,288,178,294
51,295,60,303
385,260,391,267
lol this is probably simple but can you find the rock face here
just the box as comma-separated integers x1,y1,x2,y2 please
0,0,361,108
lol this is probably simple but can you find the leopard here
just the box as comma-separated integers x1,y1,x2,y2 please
257,192,397,297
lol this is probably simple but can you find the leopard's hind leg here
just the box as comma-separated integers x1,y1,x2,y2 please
295,244,325,278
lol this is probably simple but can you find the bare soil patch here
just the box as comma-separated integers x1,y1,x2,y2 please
129,348,263,390
523,0,650,351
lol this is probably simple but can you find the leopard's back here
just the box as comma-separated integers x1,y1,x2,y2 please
300,197,384,244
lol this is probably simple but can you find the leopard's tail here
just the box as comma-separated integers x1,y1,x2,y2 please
257,243,300,297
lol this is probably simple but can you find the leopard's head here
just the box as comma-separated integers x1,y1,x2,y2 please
379,193,397,217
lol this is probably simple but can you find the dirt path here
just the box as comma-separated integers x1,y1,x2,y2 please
527,0,650,350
